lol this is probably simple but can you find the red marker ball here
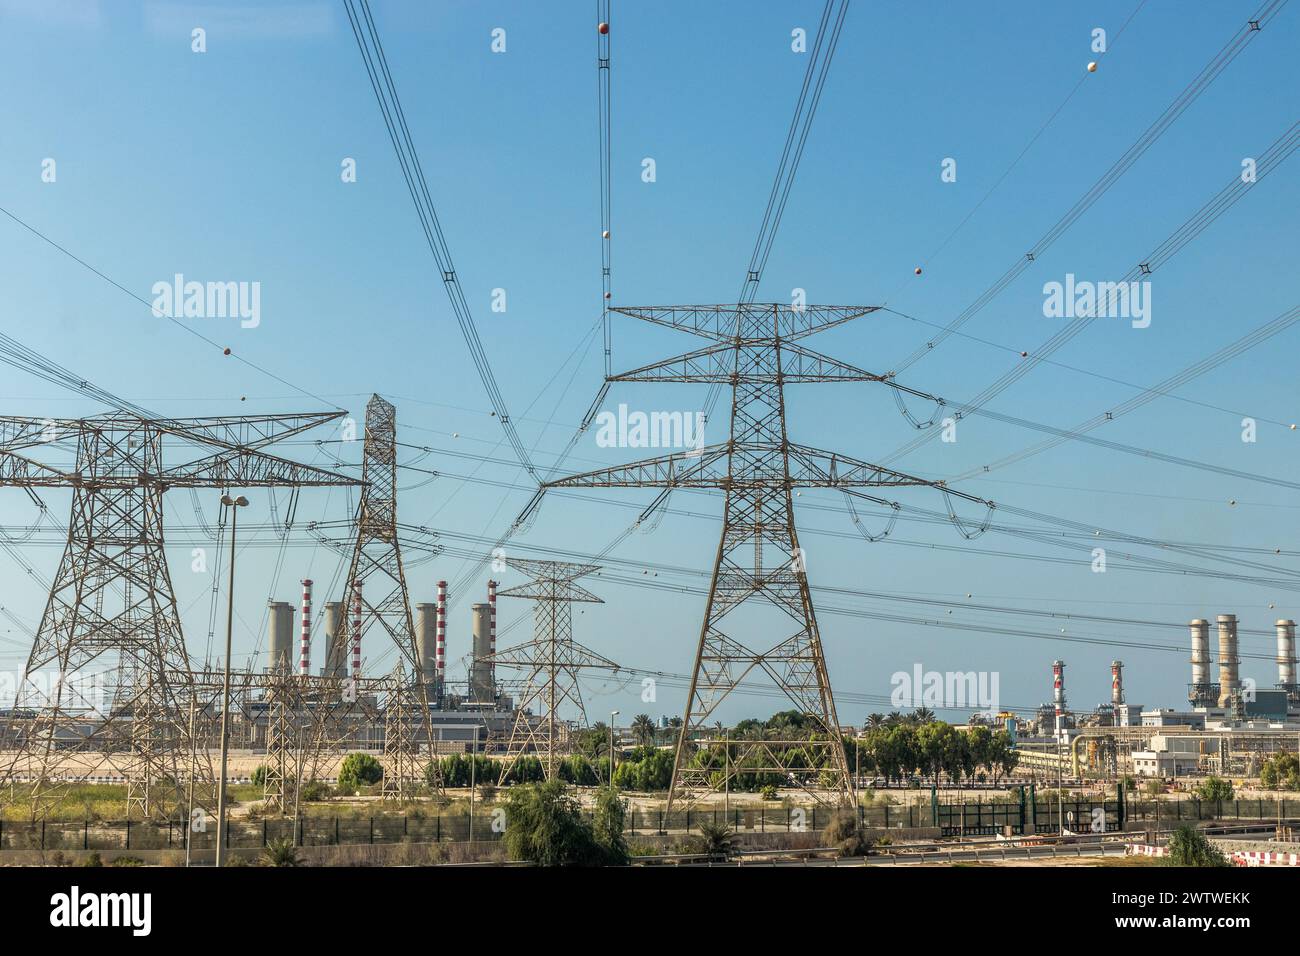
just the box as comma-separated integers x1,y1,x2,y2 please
598,22,609,35
914,267,922,276
223,347,231,356
1020,351,1028,358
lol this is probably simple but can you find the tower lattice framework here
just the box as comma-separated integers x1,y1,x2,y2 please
0,411,355,818
490,559,618,782
549,303,980,810
336,395,441,799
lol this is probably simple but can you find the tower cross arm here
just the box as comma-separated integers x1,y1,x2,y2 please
497,580,605,603
785,444,949,489
610,341,892,384
160,448,362,487
0,450,76,486
153,411,349,451
543,444,731,489
610,304,881,342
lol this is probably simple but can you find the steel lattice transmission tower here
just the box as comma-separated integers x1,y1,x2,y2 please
490,559,619,782
549,304,970,810
0,411,355,818
336,394,441,798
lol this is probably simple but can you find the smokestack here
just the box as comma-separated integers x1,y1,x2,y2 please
470,602,494,702
351,581,363,679
1052,660,1065,732
323,602,345,677
488,579,497,688
268,601,294,673
299,579,313,677
436,580,447,688
1216,614,1239,707
1189,619,1211,703
1110,660,1124,706
416,603,437,687
1277,619,1297,689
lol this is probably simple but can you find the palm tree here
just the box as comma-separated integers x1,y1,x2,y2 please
261,838,301,867
911,707,936,724
697,821,735,860
884,711,905,728
864,713,885,729
631,714,656,747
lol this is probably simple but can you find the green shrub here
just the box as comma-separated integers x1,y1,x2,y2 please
1166,825,1228,867
338,753,383,791
500,779,613,866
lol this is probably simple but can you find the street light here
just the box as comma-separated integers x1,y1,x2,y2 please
608,711,619,785
214,493,248,867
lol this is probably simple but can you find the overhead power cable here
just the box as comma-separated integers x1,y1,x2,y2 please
342,0,540,481
891,0,1289,374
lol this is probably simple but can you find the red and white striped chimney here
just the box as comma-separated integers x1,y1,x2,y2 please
435,580,447,686
299,579,313,677
488,579,497,685
351,581,363,678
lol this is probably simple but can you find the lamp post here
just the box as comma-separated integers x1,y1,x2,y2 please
214,493,248,867
608,711,619,785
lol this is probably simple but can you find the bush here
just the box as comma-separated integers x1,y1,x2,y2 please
592,786,629,865
338,753,383,791
759,784,778,801
81,852,103,868
696,821,735,859
823,806,867,857
500,779,613,867
110,856,145,867
299,780,331,802
251,765,269,787
261,837,302,867
1196,776,1233,803
1166,825,1228,867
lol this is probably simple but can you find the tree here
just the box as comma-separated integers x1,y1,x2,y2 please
500,779,615,867
1260,752,1300,790
1166,825,1228,867
965,725,993,777
630,714,656,747
338,753,383,791
591,786,629,865
1196,776,1233,803
911,707,936,725
697,821,735,859
864,713,885,730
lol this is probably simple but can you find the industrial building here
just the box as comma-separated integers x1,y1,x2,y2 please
1010,613,1300,779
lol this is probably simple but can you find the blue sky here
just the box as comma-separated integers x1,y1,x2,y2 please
0,1,1297,724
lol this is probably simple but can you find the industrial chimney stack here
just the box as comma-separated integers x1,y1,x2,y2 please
1216,614,1240,708
436,580,448,697
1188,619,1213,706
1277,619,1297,700
350,581,363,679
1052,660,1066,732
1110,660,1124,706
299,579,313,677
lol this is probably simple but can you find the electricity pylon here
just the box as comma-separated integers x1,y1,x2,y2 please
490,559,619,782
548,304,984,810
0,411,356,818
335,394,442,797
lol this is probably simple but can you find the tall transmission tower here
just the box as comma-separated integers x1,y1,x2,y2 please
0,411,356,817
490,559,619,782
335,394,442,798
549,304,986,810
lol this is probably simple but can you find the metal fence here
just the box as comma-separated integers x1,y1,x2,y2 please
1,796,1294,851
